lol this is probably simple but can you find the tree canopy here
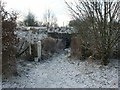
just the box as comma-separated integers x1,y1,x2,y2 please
24,12,38,26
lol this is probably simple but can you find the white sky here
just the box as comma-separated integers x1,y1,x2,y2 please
2,0,74,26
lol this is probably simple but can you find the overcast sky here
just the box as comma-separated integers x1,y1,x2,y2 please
2,0,74,26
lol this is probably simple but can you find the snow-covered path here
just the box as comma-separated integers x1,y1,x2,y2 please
2,51,118,88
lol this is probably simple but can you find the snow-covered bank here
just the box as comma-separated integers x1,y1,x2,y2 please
2,51,118,88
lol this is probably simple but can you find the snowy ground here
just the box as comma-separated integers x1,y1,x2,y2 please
2,51,118,88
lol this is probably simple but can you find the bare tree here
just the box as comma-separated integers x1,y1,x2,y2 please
43,9,57,28
66,0,120,65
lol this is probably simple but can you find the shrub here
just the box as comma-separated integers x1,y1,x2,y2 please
71,35,93,59
66,1,120,65
41,37,66,59
1,2,18,78
41,37,57,59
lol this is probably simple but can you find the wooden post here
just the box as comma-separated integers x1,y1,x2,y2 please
28,31,32,55
37,41,41,60
34,41,41,62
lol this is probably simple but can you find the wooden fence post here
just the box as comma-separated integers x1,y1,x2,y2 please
28,30,32,55
37,41,41,60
